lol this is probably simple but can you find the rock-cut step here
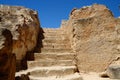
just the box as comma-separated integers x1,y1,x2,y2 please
42,38,70,44
41,48,72,53
42,43,71,49
29,73,83,80
43,35,68,40
15,66,78,77
43,32,67,37
29,66,77,77
27,60,75,68
34,53,75,61
43,28,64,33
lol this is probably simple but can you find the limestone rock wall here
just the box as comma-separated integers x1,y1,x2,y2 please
61,4,119,72
0,28,16,80
0,5,40,61
0,5,40,73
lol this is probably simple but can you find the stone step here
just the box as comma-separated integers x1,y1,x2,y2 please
43,33,68,39
34,53,75,61
44,34,65,37
43,28,64,33
41,48,72,53
43,35,68,40
29,66,77,77
42,38,69,43
42,44,71,49
42,42,71,46
36,48,72,53
43,32,67,36
42,39,70,44
29,73,82,80
42,46,71,50
43,37,69,41
27,60,75,68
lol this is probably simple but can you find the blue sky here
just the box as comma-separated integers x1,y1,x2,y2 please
0,0,120,28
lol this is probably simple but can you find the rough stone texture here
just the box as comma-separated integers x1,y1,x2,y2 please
106,65,120,79
15,29,82,80
0,28,16,80
104,18,120,79
1,4,120,80
61,4,120,72
0,5,40,71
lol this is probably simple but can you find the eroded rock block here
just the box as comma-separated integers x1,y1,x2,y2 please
0,5,40,71
107,65,120,79
66,4,116,72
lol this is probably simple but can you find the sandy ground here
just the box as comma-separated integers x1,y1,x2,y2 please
80,72,119,80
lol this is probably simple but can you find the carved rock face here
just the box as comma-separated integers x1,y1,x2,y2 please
0,5,40,61
0,28,16,80
0,5,40,77
62,4,119,72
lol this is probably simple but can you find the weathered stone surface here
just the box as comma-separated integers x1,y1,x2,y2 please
15,28,82,80
61,4,120,72
106,56,120,79
1,3,120,80
0,5,40,60
106,65,120,79
0,28,16,80
105,17,120,79
0,5,40,71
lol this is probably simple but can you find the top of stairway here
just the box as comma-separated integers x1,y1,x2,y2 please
43,28,64,32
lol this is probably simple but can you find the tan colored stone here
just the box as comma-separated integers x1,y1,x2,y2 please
61,4,119,72
0,5,40,71
0,5,40,60
16,28,82,80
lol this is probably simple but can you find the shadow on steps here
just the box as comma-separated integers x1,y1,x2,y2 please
16,27,44,72
34,27,44,53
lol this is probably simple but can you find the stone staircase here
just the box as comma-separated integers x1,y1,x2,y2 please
16,28,82,80
40,29,72,53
